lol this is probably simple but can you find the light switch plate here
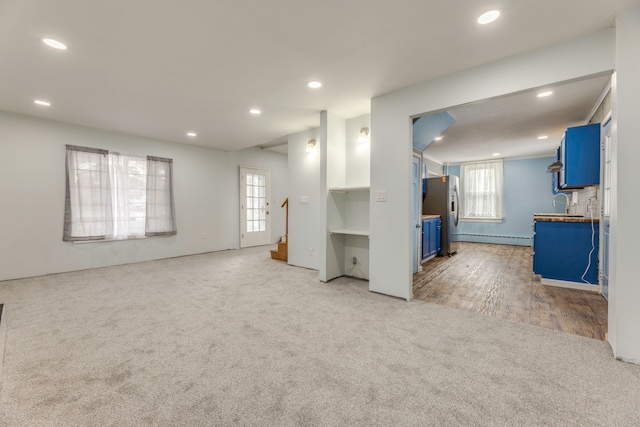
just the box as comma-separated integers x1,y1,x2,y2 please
299,196,309,204
376,190,387,202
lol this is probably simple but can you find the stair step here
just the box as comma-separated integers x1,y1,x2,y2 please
270,248,287,262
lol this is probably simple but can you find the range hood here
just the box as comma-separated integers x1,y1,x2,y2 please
546,160,562,173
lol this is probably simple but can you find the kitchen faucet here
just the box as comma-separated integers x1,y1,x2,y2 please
552,193,570,214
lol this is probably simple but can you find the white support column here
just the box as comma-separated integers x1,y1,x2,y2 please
609,7,640,364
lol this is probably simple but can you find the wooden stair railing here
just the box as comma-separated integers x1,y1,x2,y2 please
270,198,288,262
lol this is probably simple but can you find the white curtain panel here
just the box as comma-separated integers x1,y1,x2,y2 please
63,146,113,241
460,159,504,220
145,156,177,236
109,153,147,240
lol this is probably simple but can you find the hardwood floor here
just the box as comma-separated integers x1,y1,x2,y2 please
413,242,608,340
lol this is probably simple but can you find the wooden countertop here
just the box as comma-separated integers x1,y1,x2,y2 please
422,214,441,219
534,214,599,223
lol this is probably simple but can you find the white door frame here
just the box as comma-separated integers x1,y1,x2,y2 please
600,113,612,298
412,152,422,276
240,166,271,248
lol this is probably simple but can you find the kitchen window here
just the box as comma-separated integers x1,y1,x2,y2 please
63,145,176,242
459,159,504,221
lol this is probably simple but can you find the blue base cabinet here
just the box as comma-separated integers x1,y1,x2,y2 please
422,217,442,260
533,220,599,284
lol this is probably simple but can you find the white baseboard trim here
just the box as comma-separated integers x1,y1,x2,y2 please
541,278,599,292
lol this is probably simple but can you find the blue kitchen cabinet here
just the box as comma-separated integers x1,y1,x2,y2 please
533,220,599,284
421,217,441,260
559,123,600,189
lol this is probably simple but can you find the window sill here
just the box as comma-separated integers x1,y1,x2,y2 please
72,236,148,244
459,218,504,224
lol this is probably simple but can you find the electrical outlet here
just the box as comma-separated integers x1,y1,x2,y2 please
352,256,357,265
308,248,314,256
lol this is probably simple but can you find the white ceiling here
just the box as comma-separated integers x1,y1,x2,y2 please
424,74,611,164
0,0,638,152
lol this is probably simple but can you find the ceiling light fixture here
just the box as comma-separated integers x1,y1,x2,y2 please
357,127,370,143
492,153,500,157
477,10,500,25
537,91,553,98
187,132,197,137
434,136,443,141
34,100,51,106
249,109,261,115
42,38,67,50
308,81,322,89
538,135,548,140
306,139,317,153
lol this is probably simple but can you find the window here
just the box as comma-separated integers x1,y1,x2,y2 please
245,172,266,233
63,145,176,242
459,159,504,221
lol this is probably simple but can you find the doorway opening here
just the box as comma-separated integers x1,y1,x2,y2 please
410,75,611,340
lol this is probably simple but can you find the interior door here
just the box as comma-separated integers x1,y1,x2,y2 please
412,154,421,274
601,119,612,299
240,167,271,248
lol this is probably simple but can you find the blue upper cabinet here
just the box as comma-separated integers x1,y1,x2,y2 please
559,123,601,189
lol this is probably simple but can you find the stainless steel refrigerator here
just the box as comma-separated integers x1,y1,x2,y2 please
422,175,459,256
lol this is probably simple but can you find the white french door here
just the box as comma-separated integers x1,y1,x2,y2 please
240,167,271,248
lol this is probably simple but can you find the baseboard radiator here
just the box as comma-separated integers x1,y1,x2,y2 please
454,233,533,245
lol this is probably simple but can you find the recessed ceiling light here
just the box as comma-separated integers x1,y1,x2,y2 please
308,81,322,89
492,153,500,157
187,132,197,137
537,91,553,98
538,135,548,140
249,109,261,115
434,136,443,141
478,10,500,25
42,38,67,50
34,100,51,106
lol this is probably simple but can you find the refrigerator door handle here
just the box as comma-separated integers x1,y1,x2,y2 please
454,187,460,227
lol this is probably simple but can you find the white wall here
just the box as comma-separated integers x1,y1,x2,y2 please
610,8,640,364
345,114,371,187
0,111,287,281
229,147,288,247
287,127,321,270
370,29,615,301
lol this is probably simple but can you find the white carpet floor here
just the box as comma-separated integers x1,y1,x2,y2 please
0,246,639,426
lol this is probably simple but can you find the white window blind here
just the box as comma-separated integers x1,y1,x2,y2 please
459,159,504,220
63,145,176,242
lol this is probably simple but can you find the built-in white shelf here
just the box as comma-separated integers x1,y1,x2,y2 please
329,228,370,236
325,184,370,281
329,186,370,193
